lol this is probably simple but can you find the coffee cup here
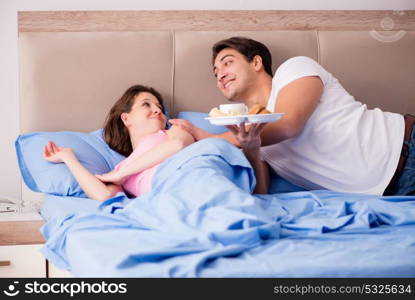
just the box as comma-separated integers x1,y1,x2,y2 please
219,103,248,115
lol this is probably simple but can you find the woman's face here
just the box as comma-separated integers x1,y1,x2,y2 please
122,92,167,132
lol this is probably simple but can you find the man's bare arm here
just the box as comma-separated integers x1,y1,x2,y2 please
260,76,323,145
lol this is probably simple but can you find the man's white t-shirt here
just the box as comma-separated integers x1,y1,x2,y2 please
260,56,404,195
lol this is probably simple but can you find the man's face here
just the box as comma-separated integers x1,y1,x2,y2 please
213,48,256,102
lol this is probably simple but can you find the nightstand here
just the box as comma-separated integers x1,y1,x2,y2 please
0,220,46,277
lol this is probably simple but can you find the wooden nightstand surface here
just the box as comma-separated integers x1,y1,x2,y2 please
0,221,45,245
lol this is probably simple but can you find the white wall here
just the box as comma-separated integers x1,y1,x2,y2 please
1,0,414,203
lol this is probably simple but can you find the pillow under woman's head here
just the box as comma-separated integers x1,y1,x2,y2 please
15,129,125,197
15,111,221,197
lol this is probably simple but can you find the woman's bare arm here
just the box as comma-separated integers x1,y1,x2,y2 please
96,126,195,184
43,141,122,201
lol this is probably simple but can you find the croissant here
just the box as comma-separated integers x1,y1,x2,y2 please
248,104,271,115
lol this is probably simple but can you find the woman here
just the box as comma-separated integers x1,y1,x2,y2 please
43,85,194,201
44,84,269,202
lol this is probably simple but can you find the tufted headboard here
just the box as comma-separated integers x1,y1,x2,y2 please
18,10,415,208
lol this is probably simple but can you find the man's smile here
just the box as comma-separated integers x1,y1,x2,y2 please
223,78,235,89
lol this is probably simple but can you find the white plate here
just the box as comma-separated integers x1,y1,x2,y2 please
205,113,284,126
205,115,246,126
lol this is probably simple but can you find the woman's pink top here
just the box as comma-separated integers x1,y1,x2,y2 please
114,130,168,197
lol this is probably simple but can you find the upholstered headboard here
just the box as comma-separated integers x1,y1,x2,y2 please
18,11,415,208
19,30,415,134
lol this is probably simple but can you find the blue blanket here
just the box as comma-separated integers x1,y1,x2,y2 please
40,138,415,277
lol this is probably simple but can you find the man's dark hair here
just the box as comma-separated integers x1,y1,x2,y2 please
212,37,273,76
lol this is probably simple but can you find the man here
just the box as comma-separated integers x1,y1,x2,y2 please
170,37,415,196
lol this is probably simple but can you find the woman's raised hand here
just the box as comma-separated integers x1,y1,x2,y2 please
43,141,75,163
168,119,212,141
95,170,124,185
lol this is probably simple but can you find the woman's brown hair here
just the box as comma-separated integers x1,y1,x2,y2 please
103,85,166,156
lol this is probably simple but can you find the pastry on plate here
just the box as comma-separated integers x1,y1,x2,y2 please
248,104,271,115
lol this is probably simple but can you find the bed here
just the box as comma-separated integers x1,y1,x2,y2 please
17,11,415,277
